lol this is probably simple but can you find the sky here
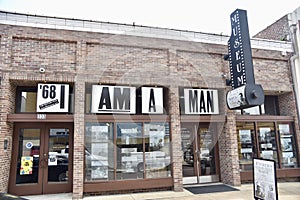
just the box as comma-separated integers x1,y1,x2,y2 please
0,0,300,37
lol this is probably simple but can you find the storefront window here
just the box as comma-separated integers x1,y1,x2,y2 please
236,122,256,171
116,123,143,180
144,123,171,178
237,121,299,171
257,122,279,166
85,123,114,181
84,122,171,182
278,123,298,168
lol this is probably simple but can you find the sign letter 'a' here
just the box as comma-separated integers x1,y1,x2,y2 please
142,87,164,114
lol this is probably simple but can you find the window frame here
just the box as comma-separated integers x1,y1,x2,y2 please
84,119,172,183
236,119,299,172
15,85,74,114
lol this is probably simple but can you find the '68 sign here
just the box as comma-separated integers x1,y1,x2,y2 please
36,84,69,113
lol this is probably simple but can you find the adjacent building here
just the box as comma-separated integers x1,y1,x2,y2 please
0,10,299,199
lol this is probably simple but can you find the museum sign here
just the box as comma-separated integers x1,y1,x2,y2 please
226,9,264,110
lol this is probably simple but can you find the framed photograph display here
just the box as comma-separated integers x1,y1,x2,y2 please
239,130,253,160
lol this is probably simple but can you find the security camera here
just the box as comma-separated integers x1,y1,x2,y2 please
39,67,45,73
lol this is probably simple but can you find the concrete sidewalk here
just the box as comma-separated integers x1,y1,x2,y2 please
23,182,300,200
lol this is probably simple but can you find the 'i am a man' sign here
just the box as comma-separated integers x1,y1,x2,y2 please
184,89,219,114
91,85,164,114
91,85,136,114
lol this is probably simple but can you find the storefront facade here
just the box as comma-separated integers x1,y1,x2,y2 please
0,11,299,199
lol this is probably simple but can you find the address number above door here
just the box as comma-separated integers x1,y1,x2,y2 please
36,83,69,113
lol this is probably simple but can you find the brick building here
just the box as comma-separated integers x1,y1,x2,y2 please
0,10,299,199
255,7,300,126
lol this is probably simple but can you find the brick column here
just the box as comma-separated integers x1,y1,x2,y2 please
72,78,85,199
169,86,183,192
0,33,13,193
0,73,13,193
72,40,86,199
219,110,241,186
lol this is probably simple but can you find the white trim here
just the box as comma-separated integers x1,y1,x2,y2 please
0,11,293,52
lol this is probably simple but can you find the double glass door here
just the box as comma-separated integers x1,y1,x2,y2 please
9,123,73,196
181,123,219,184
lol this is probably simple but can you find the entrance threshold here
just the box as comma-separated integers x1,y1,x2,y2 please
183,175,219,185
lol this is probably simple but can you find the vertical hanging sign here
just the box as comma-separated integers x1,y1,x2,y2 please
228,9,255,89
226,9,264,110
36,83,69,112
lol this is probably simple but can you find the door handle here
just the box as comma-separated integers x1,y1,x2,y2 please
40,154,48,168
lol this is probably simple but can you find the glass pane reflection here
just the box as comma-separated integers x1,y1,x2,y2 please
16,129,40,184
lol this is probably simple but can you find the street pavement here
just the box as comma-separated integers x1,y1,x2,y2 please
22,181,300,200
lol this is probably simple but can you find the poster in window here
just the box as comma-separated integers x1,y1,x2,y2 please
120,127,140,144
261,150,274,160
20,156,33,175
91,166,108,179
278,124,290,135
91,143,108,167
91,126,108,142
48,152,58,166
282,152,295,167
239,130,251,143
280,137,293,151
121,148,138,172
144,124,165,149
150,130,164,149
259,128,271,142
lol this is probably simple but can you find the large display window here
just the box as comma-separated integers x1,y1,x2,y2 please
116,123,143,180
237,121,298,171
84,122,171,182
257,122,279,166
277,123,298,168
144,123,171,178
85,123,114,181
236,122,257,171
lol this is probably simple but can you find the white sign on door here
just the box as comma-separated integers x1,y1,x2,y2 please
36,84,69,112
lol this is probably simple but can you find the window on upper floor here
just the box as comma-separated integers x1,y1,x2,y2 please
15,85,74,113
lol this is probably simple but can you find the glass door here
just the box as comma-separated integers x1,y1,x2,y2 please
9,123,73,196
181,123,219,184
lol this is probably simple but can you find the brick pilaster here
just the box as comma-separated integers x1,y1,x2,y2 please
219,111,241,186
169,86,183,192
72,41,86,199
